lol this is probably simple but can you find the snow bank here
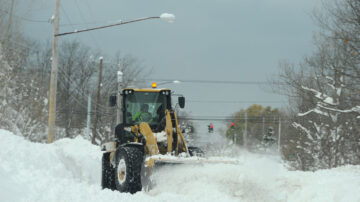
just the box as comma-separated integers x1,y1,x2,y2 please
0,129,359,202
150,153,360,202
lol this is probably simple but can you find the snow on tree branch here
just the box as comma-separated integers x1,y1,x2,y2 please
297,107,329,117
292,122,314,141
318,104,360,114
301,86,339,106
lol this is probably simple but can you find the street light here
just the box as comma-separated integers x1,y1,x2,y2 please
47,5,176,143
56,13,176,37
160,13,175,23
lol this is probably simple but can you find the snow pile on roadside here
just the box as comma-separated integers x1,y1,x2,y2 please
0,129,102,201
0,129,359,202
150,152,360,202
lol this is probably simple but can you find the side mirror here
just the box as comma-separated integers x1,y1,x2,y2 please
109,95,117,107
178,96,185,108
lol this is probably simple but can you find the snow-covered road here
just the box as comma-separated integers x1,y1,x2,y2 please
0,129,359,202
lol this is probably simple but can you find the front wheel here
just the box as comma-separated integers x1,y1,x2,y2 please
115,147,144,194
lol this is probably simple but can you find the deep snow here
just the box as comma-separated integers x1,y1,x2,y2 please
0,129,359,202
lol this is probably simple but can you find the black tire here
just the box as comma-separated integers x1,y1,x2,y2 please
114,147,144,194
101,152,116,190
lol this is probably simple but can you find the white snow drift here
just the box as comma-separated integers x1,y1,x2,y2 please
0,129,359,202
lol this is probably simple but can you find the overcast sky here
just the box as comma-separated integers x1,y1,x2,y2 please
16,0,323,119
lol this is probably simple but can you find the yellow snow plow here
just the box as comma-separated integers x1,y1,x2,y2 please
100,87,236,193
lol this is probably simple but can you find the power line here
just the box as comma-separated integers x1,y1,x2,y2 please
73,0,102,48
0,34,111,113
3,38,284,109
0,9,49,23
60,21,105,27
60,5,77,32
56,69,90,111
56,61,111,112
57,4,111,112
0,9,106,26
146,78,284,85
1,25,286,116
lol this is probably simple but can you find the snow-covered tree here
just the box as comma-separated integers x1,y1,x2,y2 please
292,38,359,169
0,44,16,131
0,42,48,141
275,0,360,170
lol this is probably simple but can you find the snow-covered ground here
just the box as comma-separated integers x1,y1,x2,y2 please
1,129,359,202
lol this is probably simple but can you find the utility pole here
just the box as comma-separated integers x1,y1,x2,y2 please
262,116,265,137
86,94,91,140
47,0,60,143
91,57,103,144
243,111,247,149
278,117,281,152
234,131,237,144
5,0,15,41
116,62,123,125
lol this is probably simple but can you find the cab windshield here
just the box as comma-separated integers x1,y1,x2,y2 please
124,91,170,126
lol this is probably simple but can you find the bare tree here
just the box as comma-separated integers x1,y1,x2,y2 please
54,40,99,138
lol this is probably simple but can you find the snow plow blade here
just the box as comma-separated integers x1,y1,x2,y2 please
146,155,239,168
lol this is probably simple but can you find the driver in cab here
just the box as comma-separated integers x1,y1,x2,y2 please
132,104,152,122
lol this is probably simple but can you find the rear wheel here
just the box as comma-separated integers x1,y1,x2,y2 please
115,147,144,194
101,152,116,190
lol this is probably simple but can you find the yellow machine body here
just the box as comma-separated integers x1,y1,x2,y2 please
103,88,190,169
133,108,189,169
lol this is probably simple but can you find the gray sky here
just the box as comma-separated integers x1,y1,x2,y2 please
17,0,322,118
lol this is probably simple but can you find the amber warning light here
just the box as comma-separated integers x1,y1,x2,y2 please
152,82,157,88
